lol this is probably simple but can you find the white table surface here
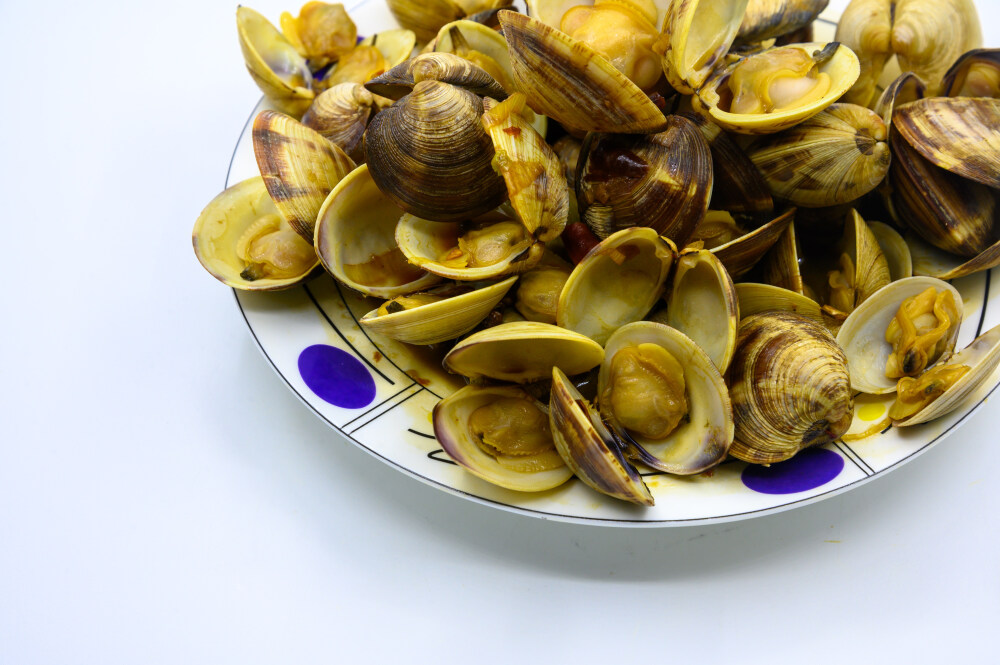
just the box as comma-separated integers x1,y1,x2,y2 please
2,0,998,662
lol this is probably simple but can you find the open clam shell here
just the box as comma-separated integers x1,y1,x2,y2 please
735,0,830,45
366,51,507,101
253,110,356,243
904,232,1000,282
549,366,654,506
659,0,751,95
395,212,545,281
557,228,676,346
664,250,739,373
729,311,854,465
835,277,963,395
693,42,861,135
315,164,440,298
499,10,667,133
433,385,574,491
236,6,314,117
868,221,912,282
432,19,516,92
360,28,417,69
709,208,795,279
941,48,1000,98
443,322,605,383
735,283,823,321
597,322,734,475
359,277,518,345
893,323,1000,426
192,176,321,291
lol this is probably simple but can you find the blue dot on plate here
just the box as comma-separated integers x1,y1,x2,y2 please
741,447,845,495
298,344,376,409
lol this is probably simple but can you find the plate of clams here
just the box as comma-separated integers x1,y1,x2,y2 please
193,0,1000,525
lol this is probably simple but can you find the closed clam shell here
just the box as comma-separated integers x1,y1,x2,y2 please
729,311,854,465
941,48,1000,98
736,0,830,45
835,277,962,395
443,322,605,383
192,176,321,291
549,366,654,506
499,10,667,133
253,110,356,242
745,104,890,208
315,164,440,298
575,115,713,246
301,83,376,163
693,42,860,135
893,97,1000,190
893,323,1000,426
836,0,981,106
432,385,574,492
598,322,734,475
557,227,676,346
710,208,795,279
236,7,314,117
665,250,739,373
364,80,507,222
359,277,518,345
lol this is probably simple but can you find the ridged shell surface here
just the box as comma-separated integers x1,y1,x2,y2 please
301,83,376,163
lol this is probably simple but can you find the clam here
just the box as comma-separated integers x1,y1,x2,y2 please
236,6,314,117
301,82,376,163
729,311,854,465
835,0,981,106
549,366,654,506
597,322,734,475
192,177,321,290
498,10,668,134
431,19,517,92
321,45,388,88
365,51,508,101
821,210,891,323
514,255,573,324
279,2,357,65
708,208,796,279
736,0,830,45
835,277,963,395
574,115,713,246
359,277,518,345
734,283,824,321
903,233,1000,282
658,0,751,95
663,250,740,373
481,94,568,243
395,211,546,281
941,48,1000,98
315,164,441,298
433,385,574,491
557,228,676,346
868,221,912,282
386,0,511,44
252,110,356,242
359,29,418,69
364,79,507,222
443,322,605,383
745,103,891,207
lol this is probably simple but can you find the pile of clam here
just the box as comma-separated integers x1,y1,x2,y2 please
193,0,1000,506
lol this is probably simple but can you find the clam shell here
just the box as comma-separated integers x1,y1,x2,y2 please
941,48,1000,98
729,311,854,465
735,283,823,321
665,250,739,373
364,80,507,222
499,10,667,133
192,177,321,291
710,208,795,279
359,277,518,345
868,221,912,282
659,0,751,94
253,110,356,242
236,7,314,117
894,323,1000,426
557,228,676,346
598,322,734,475
359,28,417,68
893,97,1000,190
482,95,568,243
762,221,805,295
443,321,605,383
693,42,860,135
301,83,375,163
315,164,440,298
386,0,465,43
549,366,653,506
366,51,507,101
432,385,574,491
432,19,516,92
904,233,1000,281
745,104,890,208
736,0,830,45
835,277,963,395
575,115,713,246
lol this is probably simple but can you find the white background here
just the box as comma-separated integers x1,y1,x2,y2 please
2,0,999,662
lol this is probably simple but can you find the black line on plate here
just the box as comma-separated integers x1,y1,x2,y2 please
832,441,874,476
977,270,991,337
881,424,893,434
408,428,436,440
303,283,396,385
428,449,458,465
342,384,419,428
349,388,424,434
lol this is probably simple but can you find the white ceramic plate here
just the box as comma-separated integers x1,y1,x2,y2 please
227,3,1000,525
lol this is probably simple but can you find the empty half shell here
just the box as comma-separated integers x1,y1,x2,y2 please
941,48,1000,98
433,385,574,491
237,6,314,117
658,0,751,95
709,208,796,279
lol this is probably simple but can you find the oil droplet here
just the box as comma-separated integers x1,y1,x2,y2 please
858,403,887,422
